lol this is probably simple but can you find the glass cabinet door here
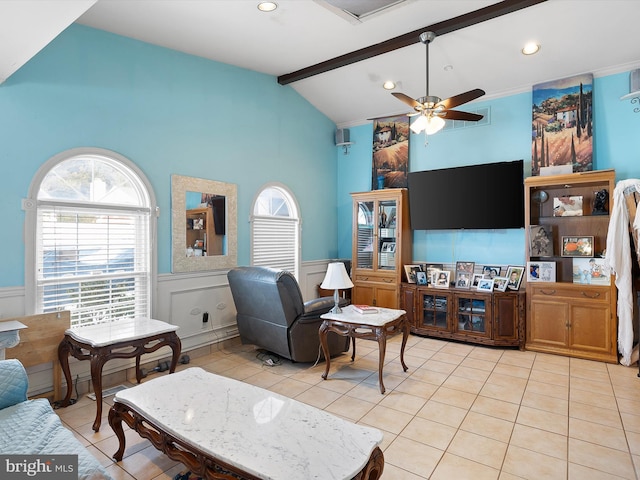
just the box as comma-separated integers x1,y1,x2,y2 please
456,297,488,335
421,292,449,330
377,199,397,270
356,201,374,269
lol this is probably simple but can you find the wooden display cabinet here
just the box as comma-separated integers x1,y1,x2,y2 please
524,169,618,363
351,189,411,308
401,284,525,348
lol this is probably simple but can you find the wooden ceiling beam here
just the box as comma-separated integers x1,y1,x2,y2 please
277,0,547,85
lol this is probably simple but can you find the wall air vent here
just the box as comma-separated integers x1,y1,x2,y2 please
442,106,491,131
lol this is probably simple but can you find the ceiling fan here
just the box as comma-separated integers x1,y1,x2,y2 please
393,31,485,135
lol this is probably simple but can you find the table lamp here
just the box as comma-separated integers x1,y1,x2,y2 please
320,262,354,314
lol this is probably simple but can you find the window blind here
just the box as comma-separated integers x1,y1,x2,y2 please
252,216,297,275
36,204,151,327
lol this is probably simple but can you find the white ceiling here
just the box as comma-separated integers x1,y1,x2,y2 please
3,0,640,127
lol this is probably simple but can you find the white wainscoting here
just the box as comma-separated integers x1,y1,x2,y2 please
0,260,334,395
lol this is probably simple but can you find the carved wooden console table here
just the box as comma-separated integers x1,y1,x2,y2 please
58,317,181,431
320,305,409,394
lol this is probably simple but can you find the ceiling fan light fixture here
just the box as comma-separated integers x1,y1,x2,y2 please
257,2,278,12
383,81,396,90
410,114,428,134
424,115,445,135
410,114,445,135
522,42,540,55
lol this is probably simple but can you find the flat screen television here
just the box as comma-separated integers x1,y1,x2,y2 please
407,160,524,230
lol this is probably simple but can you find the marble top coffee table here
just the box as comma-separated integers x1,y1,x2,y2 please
320,305,409,394
109,367,384,480
58,317,181,431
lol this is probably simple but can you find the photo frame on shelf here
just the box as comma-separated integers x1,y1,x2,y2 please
529,225,553,257
527,261,556,282
404,264,422,283
553,195,583,217
493,276,508,292
572,257,610,286
455,271,471,289
416,271,428,285
481,265,502,279
477,278,494,292
506,266,525,291
432,270,450,288
425,264,443,286
561,236,594,257
381,242,396,253
471,273,484,288
455,261,475,273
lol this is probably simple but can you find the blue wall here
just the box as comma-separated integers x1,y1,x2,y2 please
1,23,638,289
0,25,338,287
337,72,640,265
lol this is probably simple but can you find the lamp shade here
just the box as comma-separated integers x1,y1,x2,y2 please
321,262,353,290
424,115,445,134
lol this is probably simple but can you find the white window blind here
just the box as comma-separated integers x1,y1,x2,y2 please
252,216,297,274
36,203,151,327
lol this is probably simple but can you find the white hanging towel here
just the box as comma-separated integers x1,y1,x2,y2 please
605,179,640,366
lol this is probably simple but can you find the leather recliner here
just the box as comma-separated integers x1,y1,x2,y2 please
227,266,350,363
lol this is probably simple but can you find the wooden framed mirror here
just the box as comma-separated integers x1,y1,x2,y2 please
171,175,237,272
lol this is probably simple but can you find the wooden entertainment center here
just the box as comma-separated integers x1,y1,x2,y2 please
401,284,525,348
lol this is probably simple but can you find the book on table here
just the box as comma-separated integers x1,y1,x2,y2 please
352,304,378,314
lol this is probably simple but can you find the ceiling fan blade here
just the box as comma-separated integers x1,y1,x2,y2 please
392,92,421,109
442,110,484,121
437,89,486,110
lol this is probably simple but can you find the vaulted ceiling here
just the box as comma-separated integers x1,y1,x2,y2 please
2,0,639,127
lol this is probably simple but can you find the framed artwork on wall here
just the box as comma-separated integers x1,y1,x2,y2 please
531,73,593,176
370,115,409,190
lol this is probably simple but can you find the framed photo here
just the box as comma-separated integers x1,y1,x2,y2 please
493,276,508,292
476,278,494,292
553,195,583,217
381,242,396,253
573,257,610,286
506,266,525,291
561,236,594,257
416,271,428,285
455,261,475,274
193,218,204,229
471,273,484,288
455,271,471,289
432,270,450,288
529,225,553,257
404,264,422,283
481,265,502,279
527,261,556,282
425,264,443,286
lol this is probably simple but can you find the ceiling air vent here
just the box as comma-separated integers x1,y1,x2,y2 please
314,0,409,23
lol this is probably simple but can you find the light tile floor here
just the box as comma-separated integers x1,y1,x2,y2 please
54,335,640,479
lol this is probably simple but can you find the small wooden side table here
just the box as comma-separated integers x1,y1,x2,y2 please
320,305,408,394
58,317,181,431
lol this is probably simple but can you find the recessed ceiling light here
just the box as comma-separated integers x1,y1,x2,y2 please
383,81,396,90
522,42,540,55
257,2,278,12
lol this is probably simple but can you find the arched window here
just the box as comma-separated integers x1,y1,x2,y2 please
250,184,300,278
24,148,156,327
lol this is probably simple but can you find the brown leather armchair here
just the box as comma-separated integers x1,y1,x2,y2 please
227,266,350,362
